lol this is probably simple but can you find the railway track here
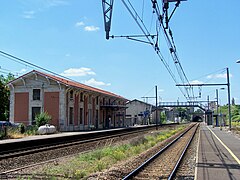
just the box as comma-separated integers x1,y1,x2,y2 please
0,124,181,177
122,123,199,180
0,129,148,160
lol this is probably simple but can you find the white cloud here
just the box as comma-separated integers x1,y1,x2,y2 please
83,78,111,87
22,11,35,19
84,26,100,32
45,0,69,7
75,21,85,27
190,80,204,84
61,68,96,77
21,0,69,19
65,53,71,57
207,73,233,79
19,68,27,73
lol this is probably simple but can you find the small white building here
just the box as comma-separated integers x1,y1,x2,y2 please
126,99,154,126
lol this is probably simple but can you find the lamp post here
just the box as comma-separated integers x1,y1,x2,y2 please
226,68,232,130
216,89,219,126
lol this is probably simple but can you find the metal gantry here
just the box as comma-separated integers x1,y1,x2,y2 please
102,0,194,101
102,0,114,40
176,67,232,129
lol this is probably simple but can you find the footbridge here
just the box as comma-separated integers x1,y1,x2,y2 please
158,102,207,111
158,101,212,122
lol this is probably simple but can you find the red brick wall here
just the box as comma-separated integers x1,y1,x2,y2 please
92,98,95,126
66,92,68,126
44,92,59,127
74,94,79,125
14,92,29,125
84,96,88,125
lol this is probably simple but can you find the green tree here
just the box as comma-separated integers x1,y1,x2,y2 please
160,111,166,124
0,73,14,120
232,98,236,106
218,104,240,122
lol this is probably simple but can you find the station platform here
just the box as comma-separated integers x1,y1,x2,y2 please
0,125,149,145
196,123,240,180
0,127,128,145
0,131,86,144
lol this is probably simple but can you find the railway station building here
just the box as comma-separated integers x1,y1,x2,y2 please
8,70,127,131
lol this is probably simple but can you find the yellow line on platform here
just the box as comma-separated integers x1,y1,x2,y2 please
207,126,240,165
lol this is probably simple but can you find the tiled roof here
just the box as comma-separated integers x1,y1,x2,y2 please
127,99,155,107
9,70,127,100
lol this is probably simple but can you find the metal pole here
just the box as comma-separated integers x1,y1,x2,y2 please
216,89,219,126
207,95,209,110
227,68,231,130
155,85,158,130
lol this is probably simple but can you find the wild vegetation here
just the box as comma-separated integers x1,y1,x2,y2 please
30,126,185,179
219,104,240,125
0,73,14,121
35,111,52,127
1,111,52,139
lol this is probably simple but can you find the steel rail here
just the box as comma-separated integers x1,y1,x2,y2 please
0,148,94,177
0,123,178,157
122,123,197,180
0,123,180,160
168,123,199,180
0,125,156,156
0,128,150,160
0,124,181,177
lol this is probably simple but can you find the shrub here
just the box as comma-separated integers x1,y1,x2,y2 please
35,112,52,127
0,129,5,139
18,123,25,134
25,125,38,135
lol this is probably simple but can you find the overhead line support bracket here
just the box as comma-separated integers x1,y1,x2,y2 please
102,0,114,40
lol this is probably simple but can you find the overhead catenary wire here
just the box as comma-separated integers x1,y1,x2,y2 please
0,68,19,77
0,70,13,75
151,1,195,101
122,0,181,83
120,0,192,101
0,50,82,84
156,2,193,97
190,68,227,82
142,86,155,98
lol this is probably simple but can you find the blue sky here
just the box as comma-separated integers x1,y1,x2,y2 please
0,0,240,105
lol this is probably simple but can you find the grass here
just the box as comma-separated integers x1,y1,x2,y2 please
30,125,186,179
232,121,240,127
232,122,240,133
1,125,39,139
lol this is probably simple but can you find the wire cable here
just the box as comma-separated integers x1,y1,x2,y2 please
0,50,84,84
121,0,190,100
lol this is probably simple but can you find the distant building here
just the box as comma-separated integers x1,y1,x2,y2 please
126,99,154,126
8,70,127,131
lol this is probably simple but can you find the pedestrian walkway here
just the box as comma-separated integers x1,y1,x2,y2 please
196,124,240,180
